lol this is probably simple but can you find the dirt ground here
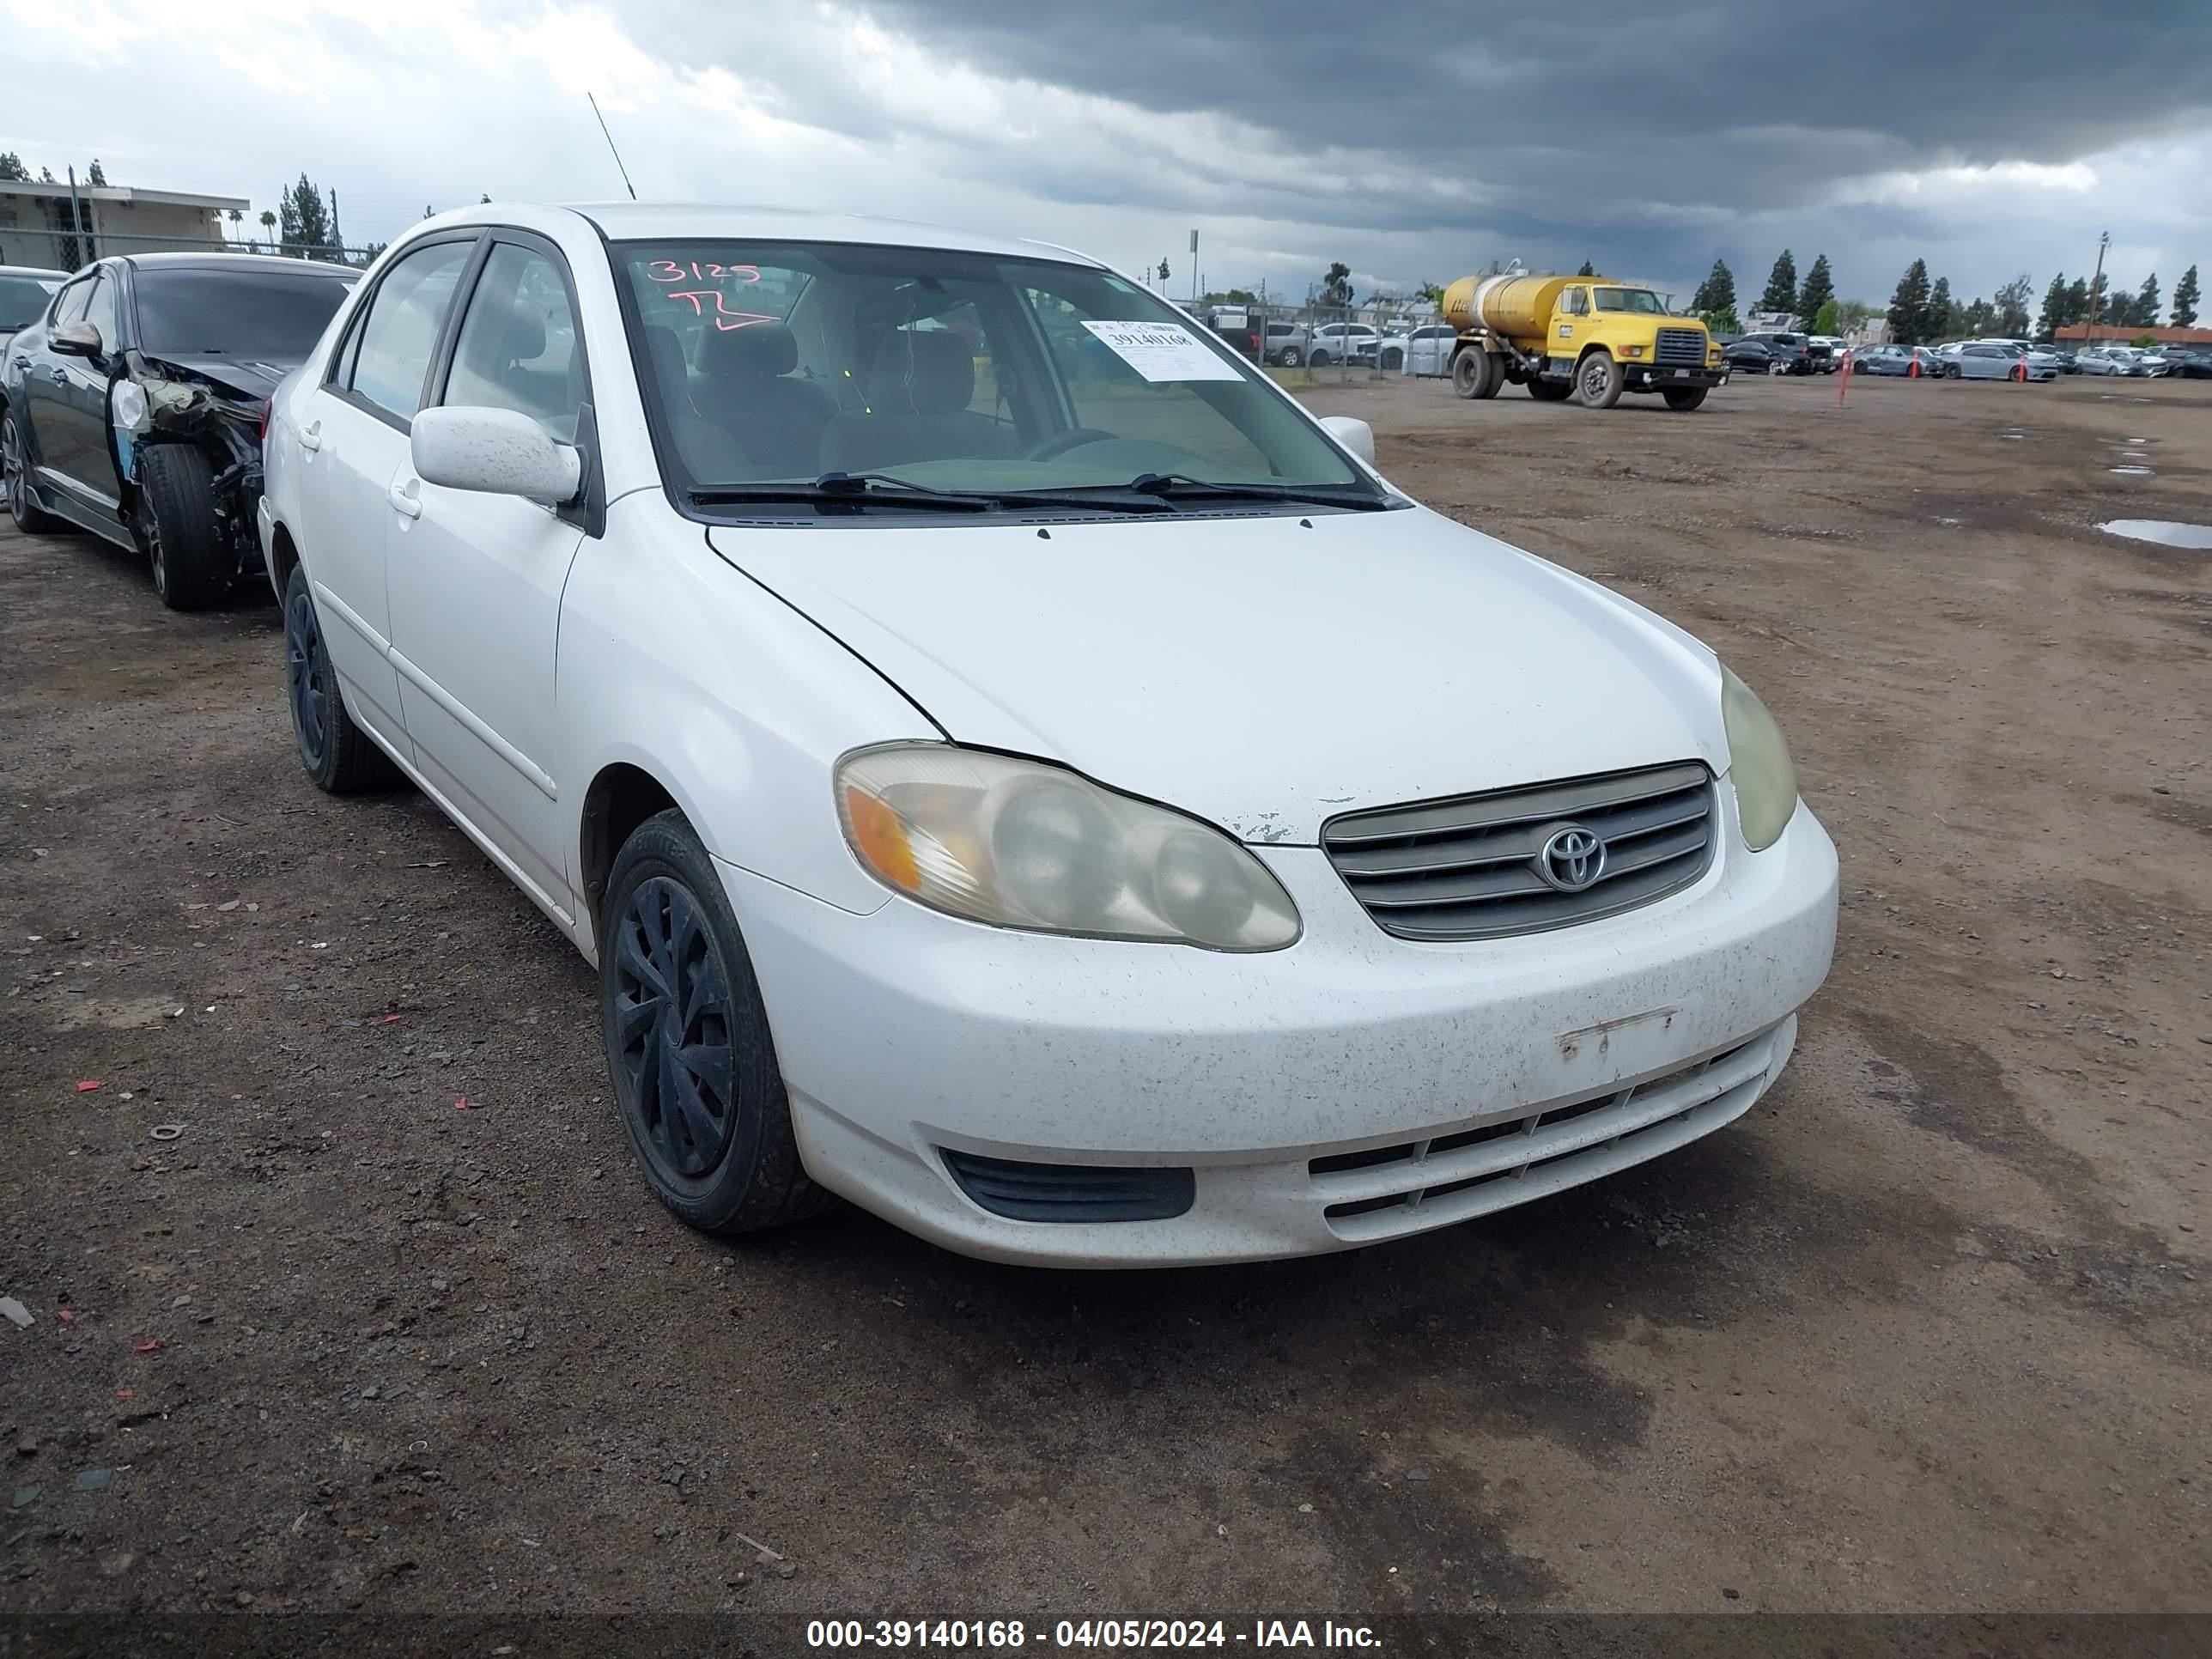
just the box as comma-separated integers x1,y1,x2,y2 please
3,370,2208,1641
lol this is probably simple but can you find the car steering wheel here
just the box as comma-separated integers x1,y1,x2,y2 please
1020,428,1120,463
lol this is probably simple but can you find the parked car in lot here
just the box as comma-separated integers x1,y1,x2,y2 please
1806,336,1844,371
1743,331,1818,374
2154,345,2212,378
1389,323,1457,377
1306,322,1379,366
1943,342,2055,381
0,264,64,351
1849,344,1943,377
2073,345,2142,376
3,252,358,608
260,204,1838,1267
1721,337,1776,374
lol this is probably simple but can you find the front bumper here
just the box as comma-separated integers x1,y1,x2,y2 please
722,790,1839,1267
1625,363,1728,389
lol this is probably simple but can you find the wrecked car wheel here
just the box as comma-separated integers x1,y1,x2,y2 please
283,562,398,794
138,445,229,611
3,413,60,535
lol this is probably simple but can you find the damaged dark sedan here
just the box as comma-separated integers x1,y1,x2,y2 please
3,252,357,609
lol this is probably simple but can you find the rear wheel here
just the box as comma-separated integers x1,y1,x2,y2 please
1576,351,1625,409
1450,348,1498,399
283,562,398,793
1662,386,1709,411
3,411,60,534
599,810,832,1236
1527,377,1572,402
1382,348,1403,371
1309,349,1332,368
1278,347,1302,368
138,445,229,611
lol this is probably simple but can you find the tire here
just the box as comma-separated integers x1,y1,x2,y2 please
137,444,229,611
1662,386,1708,411
1279,347,1302,368
1527,377,1572,402
1450,348,1498,400
3,410,61,535
599,810,832,1237
1382,349,1403,372
1576,351,1625,409
283,562,398,794
1310,350,1331,368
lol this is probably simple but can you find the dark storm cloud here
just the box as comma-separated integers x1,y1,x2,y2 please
861,0,2212,204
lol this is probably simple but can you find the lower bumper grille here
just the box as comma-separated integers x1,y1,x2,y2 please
941,1149,1194,1223
1655,327,1707,366
1322,762,1717,941
1309,1026,1783,1242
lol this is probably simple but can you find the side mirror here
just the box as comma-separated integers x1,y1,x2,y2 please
51,321,101,358
1319,414,1376,467
410,406,581,506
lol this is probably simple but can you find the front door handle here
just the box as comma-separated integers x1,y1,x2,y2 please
48,368,68,386
388,478,422,520
298,420,322,453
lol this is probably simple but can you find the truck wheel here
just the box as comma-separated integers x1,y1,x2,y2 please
138,445,230,611
1662,387,1709,411
3,411,61,535
1577,354,1625,409
1527,378,1572,402
1450,349,1497,399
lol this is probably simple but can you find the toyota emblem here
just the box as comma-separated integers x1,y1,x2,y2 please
1537,824,1607,892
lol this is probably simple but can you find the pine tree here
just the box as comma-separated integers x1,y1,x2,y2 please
2035,273,2069,340
1795,254,1834,325
86,158,107,185
1923,276,1954,343
1577,259,1595,276
1759,250,1799,316
2173,264,2202,328
276,173,332,259
2134,274,2160,330
1689,258,1736,316
0,152,26,181
1994,275,2033,338
1887,259,1932,345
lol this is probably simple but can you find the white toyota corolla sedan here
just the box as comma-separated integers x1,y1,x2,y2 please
258,204,1838,1267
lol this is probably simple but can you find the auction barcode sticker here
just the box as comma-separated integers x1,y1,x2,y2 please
1080,319,1243,382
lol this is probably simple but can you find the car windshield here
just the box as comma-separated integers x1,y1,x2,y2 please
133,269,355,361
1591,288,1665,314
0,275,58,329
614,240,1374,507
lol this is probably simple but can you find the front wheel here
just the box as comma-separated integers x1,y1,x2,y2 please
138,445,229,611
1577,351,1625,409
1662,386,1709,411
599,811,832,1237
3,411,61,535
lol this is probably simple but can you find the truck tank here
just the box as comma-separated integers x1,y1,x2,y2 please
1441,274,1578,346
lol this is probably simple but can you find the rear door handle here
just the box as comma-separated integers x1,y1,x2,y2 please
298,420,322,453
388,478,422,520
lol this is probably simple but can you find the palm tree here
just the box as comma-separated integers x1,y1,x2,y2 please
258,209,276,254
227,208,242,246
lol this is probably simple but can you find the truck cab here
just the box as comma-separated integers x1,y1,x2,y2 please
1549,283,1724,403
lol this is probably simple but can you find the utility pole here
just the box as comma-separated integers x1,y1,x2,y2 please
1189,229,1200,306
2085,230,2109,344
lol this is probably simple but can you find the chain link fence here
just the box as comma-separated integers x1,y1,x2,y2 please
3,226,383,273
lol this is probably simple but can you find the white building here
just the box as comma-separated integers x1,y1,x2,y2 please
0,180,250,272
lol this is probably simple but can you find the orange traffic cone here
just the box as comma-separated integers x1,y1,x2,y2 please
2013,360,2027,382
1907,356,1919,379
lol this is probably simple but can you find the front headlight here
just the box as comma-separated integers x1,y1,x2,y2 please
1720,666,1799,852
836,744,1301,951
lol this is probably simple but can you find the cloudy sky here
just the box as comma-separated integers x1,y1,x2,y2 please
7,0,2211,310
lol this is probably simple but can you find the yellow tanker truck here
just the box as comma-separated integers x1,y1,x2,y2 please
1441,272,1727,410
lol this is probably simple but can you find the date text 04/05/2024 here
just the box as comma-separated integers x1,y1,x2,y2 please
805,1619,1382,1649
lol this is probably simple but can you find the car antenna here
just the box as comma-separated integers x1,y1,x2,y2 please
588,91,639,202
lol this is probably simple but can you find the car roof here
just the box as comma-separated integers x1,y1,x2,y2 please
116,252,360,279
559,202,1100,265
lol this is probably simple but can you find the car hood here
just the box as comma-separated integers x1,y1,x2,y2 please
709,505,1727,844
143,354,295,402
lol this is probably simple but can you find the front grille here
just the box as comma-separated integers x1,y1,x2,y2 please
1655,328,1706,366
1322,762,1716,941
1309,1027,1782,1243
940,1149,1194,1223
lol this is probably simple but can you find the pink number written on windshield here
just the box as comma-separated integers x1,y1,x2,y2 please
647,260,776,331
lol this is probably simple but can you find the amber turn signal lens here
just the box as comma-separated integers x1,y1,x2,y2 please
843,786,921,891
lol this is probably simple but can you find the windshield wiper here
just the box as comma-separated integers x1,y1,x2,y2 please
688,471,1171,515
1126,473,1391,511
